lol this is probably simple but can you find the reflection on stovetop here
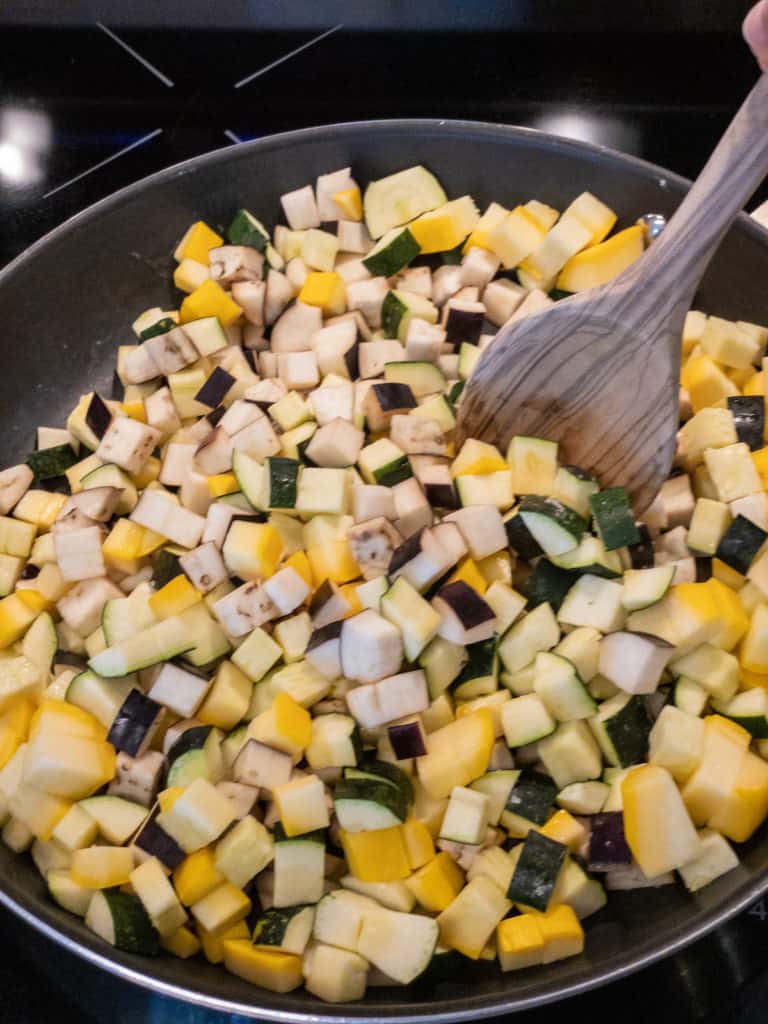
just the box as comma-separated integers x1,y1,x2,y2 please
2,19,768,1024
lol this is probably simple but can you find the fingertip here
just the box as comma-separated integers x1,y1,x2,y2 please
744,0,768,49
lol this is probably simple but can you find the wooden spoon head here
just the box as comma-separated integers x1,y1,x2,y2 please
456,295,682,513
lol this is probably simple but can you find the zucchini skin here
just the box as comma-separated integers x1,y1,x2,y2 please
590,488,640,551
504,770,558,826
102,889,161,955
604,695,653,768
506,831,567,910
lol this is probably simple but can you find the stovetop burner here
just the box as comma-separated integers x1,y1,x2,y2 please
1,16,767,1023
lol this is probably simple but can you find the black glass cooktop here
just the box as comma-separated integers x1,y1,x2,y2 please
1,13,768,1024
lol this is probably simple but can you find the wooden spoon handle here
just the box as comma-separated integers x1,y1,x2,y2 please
635,70,768,295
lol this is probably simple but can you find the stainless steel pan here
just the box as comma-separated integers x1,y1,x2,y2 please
1,119,767,1021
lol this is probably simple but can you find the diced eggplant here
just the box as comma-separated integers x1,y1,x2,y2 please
340,610,404,684
178,542,228,594
390,415,448,457
145,387,181,437
108,750,165,807
209,244,264,284
598,632,673,695
418,463,458,509
143,326,199,375
60,487,122,523
587,811,632,871
53,525,105,582
263,566,311,616
232,279,266,326
216,780,260,819
310,580,351,629
443,505,507,560
346,669,429,730
432,581,497,645
347,517,403,579
305,621,343,680
96,418,161,476
728,395,765,451
443,299,485,348
107,690,164,757
195,426,234,476
133,814,186,870
58,577,124,637
363,382,417,432
131,489,205,549
271,302,323,353
194,366,235,409
148,662,211,718
353,484,396,523
264,269,295,326
85,393,113,440
389,527,454,592
628,523,655,569
388,716,428,759
393,477,434,538
213,581,278,637
234,739,292,793
305,419,364,468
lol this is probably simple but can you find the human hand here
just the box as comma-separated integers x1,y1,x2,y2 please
744,0,768,70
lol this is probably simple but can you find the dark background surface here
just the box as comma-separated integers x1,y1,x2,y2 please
2,4,768,1021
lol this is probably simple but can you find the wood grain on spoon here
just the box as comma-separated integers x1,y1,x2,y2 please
457,71,768,513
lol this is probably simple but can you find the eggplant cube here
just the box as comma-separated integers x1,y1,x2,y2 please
107,690,164,757
347,517,403,579
263,566,311,616
363,382,417,432
388,715,428,759
588,812,632,871
213,581,278,637
305,418,364,468
53,525,105,582
443,505,507,560
179,542,228,594
305,621,343,680
346,669,429,730
444,299,486,349
389,527,455,592
148,663,211,718
432,581,497,645
340,609,404,684
96,417,161,475
233,739,292,793
598,631,673,695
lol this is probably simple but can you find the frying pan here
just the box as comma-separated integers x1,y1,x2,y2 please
1,119,767,1021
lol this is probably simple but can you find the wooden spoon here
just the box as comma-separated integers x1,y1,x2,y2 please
456,72,768,513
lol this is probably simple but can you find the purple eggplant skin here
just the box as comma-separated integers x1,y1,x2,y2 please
134,815,185,870
436,580,495,629
388,720,427,759
107,690,163,757
588,811,632,871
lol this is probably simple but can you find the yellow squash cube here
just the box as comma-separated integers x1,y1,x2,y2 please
417,710,495,799
339,825,411,882
8,784,71,841
70,846,134,888
158,786,186,813
405,851,465,912
0,594,39,649
298,272,346,316
197,660,252,731
401,818,435,870
437,875,511,959
273,774,330,836
333,186,363,221
197,919,249,964
451,438,507,476
222,521,283,582
708,750,768,842
223,940,303,993
487,206,546,269
247,692,312,760
191,882,251,936
284,550,313,588
497,912,545,971
540,810,588,853
173,848,225,906
622,764,702,876
207,472,238,497
162,924,202,959
408,196,480,254
149,574,202,619
534,903,585,963
307,540,360,586
686,355,739,413
174,220,224,265
173,258,210,294
180,280,242,326
560,192,616,245
556,225,644,292
463,202,509,252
